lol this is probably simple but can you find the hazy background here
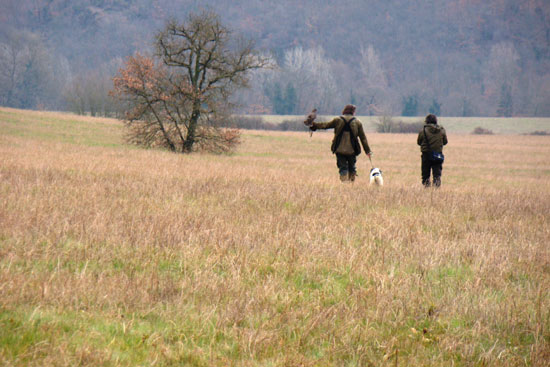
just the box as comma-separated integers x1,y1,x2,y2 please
1,0,549,117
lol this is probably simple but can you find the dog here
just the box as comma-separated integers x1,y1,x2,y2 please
369,167,384,186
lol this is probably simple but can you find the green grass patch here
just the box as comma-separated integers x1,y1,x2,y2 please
0,305,243,366
0,108,123,147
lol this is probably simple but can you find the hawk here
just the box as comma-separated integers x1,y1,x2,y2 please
304,108,317,127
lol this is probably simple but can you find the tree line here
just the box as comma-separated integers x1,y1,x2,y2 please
1,0,549,117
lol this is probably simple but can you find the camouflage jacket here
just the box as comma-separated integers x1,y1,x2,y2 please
417,124,448,153
312,115,371,156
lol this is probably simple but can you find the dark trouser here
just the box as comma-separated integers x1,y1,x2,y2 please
421,153,443,187
336,153,356,177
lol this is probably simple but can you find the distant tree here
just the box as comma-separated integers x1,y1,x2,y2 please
0,28,65,109
401,95,418,116
349,89,357,106
63,76,86,115
284,82,297,114
282,47,338,113
232,53,277,114
496,83,513,117
461,97,475,117
428,99,442,115
267,82,285,114
64,60,123,117
485,42,519,116
112,11,268,153
359,45,390,115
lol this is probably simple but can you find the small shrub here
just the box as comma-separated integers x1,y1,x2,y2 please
472,127,494,135
527,130,550,136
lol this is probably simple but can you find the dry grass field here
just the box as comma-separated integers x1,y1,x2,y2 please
1,107,550,366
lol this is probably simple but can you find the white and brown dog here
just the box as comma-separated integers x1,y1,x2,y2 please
369,167,384,186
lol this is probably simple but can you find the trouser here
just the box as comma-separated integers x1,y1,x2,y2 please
421,153,443,187
336,153,357,181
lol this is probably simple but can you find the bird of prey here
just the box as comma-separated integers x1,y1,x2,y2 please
304,108,317,137
304,108,317,127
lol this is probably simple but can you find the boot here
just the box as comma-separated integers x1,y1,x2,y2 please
348,172,356,182
340,174,349,182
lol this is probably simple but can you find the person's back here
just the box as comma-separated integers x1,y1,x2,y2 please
418,123,447,153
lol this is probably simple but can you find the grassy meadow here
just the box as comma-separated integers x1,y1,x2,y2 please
1,107,550,366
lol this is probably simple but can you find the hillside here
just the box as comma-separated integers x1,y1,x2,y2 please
1,0,549,117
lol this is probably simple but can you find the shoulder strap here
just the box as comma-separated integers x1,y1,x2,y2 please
340,116,355,132
340,116,355,124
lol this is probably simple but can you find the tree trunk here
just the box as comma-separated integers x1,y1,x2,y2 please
184,100,201,152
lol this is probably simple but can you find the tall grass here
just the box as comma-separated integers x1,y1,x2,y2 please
1,108,549,366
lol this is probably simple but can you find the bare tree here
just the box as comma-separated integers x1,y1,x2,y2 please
232,53,277,114
63,75,86,115
0,28,67,109
359,45,391,115
485,42,520,116
0,31,30,107
65,60,123,117
112,10,268,153
282,47,338,113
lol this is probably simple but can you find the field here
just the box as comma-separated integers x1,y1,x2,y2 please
1,107,550,366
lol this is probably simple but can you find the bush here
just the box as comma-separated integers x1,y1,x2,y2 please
527,130,550,136
472,127,494,135
375,116,423,133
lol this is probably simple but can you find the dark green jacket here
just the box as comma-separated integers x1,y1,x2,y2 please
417,124,448,153
312,115,371,156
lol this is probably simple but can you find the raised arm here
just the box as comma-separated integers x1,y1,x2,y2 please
311,117,339,130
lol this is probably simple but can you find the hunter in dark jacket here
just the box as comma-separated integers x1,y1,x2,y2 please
417,114,448,187
311,104,372,182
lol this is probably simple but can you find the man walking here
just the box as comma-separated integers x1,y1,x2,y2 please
417,114,448,187
310,104,372,182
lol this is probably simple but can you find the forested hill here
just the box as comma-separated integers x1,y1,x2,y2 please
1,0,549,117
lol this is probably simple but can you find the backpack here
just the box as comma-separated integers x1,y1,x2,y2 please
331,116,361,155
